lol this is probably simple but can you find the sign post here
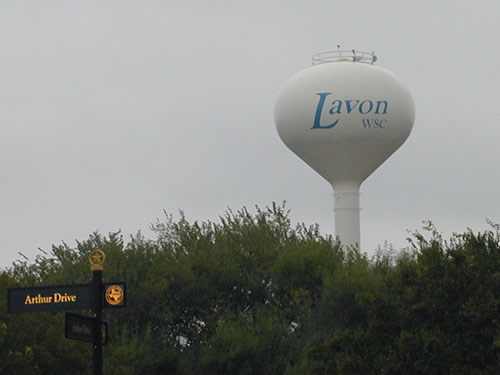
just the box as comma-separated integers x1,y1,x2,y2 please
89,249,105,375
7,249,126,375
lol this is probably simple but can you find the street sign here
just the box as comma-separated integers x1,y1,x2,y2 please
65,313,108,345
103,282,126,308
7,284,90,313
7,249,124,375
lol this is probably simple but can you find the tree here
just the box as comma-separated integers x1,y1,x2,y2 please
1,207,499,374
296,224,500,375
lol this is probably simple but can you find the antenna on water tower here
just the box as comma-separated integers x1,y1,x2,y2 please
274,49,415,249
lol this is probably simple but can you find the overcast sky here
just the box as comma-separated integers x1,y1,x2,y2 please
1,0,499,267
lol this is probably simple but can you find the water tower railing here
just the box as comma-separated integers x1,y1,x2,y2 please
312,50,376,65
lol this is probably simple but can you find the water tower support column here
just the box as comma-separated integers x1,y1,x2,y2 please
332,183,360,249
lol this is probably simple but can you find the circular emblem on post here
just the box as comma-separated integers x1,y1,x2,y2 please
105,285,124,306
89,249,106,271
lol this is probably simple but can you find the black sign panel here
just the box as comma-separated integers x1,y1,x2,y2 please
8,284,90,313
103,282,126,308
65,313,108,345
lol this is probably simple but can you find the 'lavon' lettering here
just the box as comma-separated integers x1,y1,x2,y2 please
312,92,389,129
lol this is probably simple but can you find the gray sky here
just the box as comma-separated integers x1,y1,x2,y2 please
1,0,500,267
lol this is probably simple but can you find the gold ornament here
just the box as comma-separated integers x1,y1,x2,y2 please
105,285,124,306
89,249,106,270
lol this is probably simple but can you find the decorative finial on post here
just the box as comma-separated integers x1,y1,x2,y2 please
89,249,106,271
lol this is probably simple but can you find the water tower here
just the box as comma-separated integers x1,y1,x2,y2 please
274,49,415,249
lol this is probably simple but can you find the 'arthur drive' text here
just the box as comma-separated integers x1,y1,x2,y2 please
24,293,78,304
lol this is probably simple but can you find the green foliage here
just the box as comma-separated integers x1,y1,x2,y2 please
180,306,296,375
295,224,500,375
0,207,499,374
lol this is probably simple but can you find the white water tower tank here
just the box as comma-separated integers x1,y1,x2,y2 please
274,50,415,249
